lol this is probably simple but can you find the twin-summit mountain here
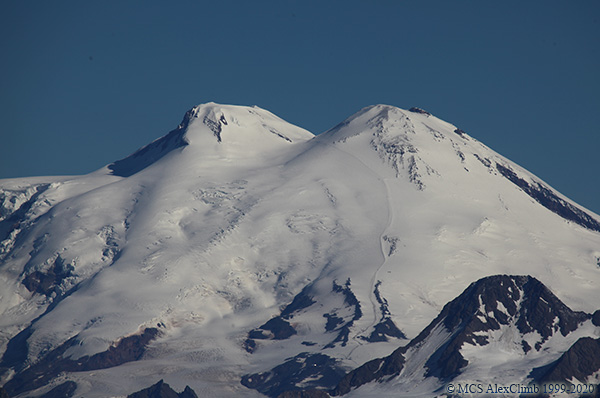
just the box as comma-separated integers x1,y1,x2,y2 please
1,103,599,397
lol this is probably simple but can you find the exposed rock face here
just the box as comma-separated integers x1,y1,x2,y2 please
331,349,405,396
0,325,33,375
367,108,430,190
2,328,160,396
418,275,590,380
324,279,363,348
496,163,600,232
40,381,78,398
242,352,345,398
408,107,431,116
592,310,600,327
530,337,600,384
363,318,405,342
21,254,74,295
424,275,589,379
329,275,593,396
244,284,315,353
453,128,468,137
203,112,228,143
277,390,331,398
0,183,50,253
361,281,406,342
279,285,317,318
108,106,194,177
248,317,297,341
127,379,198,398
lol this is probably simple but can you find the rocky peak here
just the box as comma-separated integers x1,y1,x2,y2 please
330,275,592,395
127,379,198,398
418,275,589,379
438,275,589,345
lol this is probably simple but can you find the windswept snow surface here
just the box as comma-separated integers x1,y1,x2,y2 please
1,103,599,397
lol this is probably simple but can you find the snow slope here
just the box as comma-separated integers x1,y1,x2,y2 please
0,103,599,397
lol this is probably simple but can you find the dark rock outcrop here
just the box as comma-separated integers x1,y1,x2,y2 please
530,337,600,384
108,107,193,177
22,255,74,295
323,313,344,332
3,328,160,397
245,284,315,352
408,107,431,116
241,353,345,398
361,281,406,342
280,285,316,318
40,381,78,398
249,317,297,340
454,128,468,137
332,279,362,321
331,348,405,396
324,279,362,348
203,113,227,143
364,318,405,342
277,390,331,398
496,163,600,232
423,275,588,379
0,326,33,375
127,379,198,398
0,184,49,248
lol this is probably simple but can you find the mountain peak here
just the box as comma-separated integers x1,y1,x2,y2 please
182,102,313,144
108,102,314,177
320,104,411,143
180,103,314,162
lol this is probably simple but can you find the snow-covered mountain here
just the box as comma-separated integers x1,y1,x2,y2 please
1,103,599,397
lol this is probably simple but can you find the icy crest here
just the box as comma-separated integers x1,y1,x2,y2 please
182,102,314,147
108,103,314,176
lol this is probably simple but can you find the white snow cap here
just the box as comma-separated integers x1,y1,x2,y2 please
181,102,314,149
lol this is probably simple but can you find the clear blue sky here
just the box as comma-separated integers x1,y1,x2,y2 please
1,1,599,214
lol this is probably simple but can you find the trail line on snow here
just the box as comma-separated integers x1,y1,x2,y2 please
322,142,394,356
